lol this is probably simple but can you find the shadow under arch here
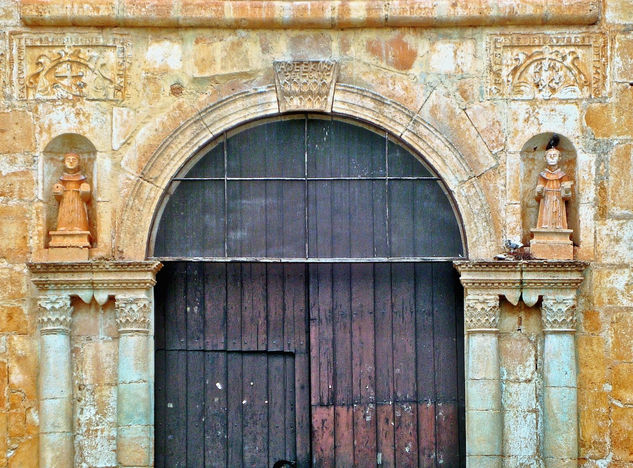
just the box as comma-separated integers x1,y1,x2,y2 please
116,84,497,260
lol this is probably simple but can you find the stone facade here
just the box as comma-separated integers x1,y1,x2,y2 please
0,0,632,466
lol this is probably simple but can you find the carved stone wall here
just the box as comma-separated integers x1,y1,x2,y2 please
0,0,632,466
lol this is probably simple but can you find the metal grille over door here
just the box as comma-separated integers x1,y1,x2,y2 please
153,116,465,467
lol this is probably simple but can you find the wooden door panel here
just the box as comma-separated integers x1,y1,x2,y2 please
309,263,464,467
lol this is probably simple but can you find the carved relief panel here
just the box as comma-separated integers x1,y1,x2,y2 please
487,33,607,100
9,33,130,101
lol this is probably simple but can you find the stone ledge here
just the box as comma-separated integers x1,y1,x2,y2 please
19,0,600,28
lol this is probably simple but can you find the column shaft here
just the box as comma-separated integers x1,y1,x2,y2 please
542,296,578,468
116,296,152,467
38,295,74,468
465,294,502,468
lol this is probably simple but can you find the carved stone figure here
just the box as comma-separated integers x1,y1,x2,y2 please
49,152,91,250
530,135,574,260
535,147,573,229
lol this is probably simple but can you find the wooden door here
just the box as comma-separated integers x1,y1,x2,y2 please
155,263,311,468
153,116,465,467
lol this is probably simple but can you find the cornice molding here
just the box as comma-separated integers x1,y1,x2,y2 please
28,261,162,304
454,260,588,307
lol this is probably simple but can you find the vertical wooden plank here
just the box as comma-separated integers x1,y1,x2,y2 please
351,264,377,465
310,264,333,406
227,353,243,466
268,354,285,467
284,354,297,463
333,264,352,407
186,263,204,350
349,180,373,258
392,263,418,466
374,263,395,467
267,264,284,351
226,264,242,350
418,403,437,468
154,266,167,352
334,406,354,466
331,181,351,258
436,402,459,466
311,405,335,468
242,353,268,466
186,351,204,465
165,351,187,467
414,263,436,466
204,263,227,350
282,181,306,258
389,181,414,257
285,263,307,353
266,180,284,258
254,263,268,350
307,180,333,258
154,349,166,468
165,262,187,351
204,352,227,468
295,353,311,467
432,263,460,463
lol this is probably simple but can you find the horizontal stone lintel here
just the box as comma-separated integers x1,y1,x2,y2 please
20,0,600,28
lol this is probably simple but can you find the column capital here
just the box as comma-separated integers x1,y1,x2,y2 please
464,294,500,332
115,296,151,334
38,294,73,335
542,295,577,332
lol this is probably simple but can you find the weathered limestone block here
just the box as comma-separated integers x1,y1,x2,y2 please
585,85,633,138
607,144,633,215
0,111,35,153
611,407,633,461
0,170,35,200
0,205,29,263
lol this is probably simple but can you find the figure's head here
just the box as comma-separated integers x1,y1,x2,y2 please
63,153,80,172
545,147,560,167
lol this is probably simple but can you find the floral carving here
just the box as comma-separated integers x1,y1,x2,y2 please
542,296,576,331
10,33,130,100
487,34,606,100
273,60,338,112
464,294,500,331
38,295,73,334
115,296,151,334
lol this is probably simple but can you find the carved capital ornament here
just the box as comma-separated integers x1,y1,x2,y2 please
115,296,151,334
464,294,500,332
38,295,73,334
541,296,577,332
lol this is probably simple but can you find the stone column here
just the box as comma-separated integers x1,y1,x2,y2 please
464,294,502,468
542,296,578,468
115,296,152,467
38,295,74,468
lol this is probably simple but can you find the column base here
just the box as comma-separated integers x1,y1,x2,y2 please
530,229,573,260
49,230,91,248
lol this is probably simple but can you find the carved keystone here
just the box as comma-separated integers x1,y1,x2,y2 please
273,60,338,113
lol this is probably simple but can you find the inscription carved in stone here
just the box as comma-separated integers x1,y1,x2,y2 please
115,296,151,334
464,294,500,331
10,33,130,101
542,296,576,330
487,34,606,100
273,60,338,112
38,295,73,334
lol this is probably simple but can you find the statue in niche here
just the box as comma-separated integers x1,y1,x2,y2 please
49,152,92,249
535,135,573,229
530,134,574,260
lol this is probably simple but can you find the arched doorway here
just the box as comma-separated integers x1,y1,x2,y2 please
152,115,465,467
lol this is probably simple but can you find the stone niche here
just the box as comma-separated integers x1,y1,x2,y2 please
40,133,98,250
520,133,579,248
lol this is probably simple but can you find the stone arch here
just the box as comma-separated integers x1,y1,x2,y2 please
116,84,497,259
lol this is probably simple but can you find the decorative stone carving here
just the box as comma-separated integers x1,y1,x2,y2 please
273,60,338,112
10,32,130,100
487,33,607,99
464,294,500,331
49,153,92,250
542,296,576,331
530,135,574,260
38,295,73,334
115,296,151,334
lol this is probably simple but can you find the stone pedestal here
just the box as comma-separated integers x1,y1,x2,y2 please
49,230,91,248
530,229,573,260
